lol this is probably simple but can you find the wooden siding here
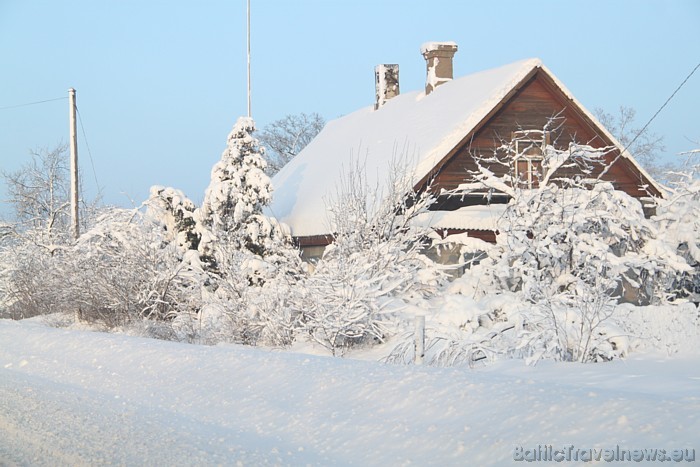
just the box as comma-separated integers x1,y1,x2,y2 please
428,70,660,199
295,234,333,248
435,228,497,244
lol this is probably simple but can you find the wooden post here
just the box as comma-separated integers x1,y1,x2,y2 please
415,315,425,365
68,88,79,240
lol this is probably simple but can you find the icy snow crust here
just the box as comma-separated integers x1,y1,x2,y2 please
1,319,699,465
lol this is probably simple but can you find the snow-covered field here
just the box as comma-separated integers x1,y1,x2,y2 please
1,318,698,466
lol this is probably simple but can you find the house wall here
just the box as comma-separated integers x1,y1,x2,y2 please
430,71,658,199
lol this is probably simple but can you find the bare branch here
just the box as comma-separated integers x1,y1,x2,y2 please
257,112,325,175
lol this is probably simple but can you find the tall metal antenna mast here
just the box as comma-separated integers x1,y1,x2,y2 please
247,0,251,118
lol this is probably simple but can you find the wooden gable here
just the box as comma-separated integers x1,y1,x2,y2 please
420,68,661,199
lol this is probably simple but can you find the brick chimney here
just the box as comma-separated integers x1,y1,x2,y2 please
421,41,458,95
374,64,400,110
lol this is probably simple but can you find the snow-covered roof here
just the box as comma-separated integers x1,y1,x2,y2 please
415,205,508,232
420,41,458,54
267,58,660,238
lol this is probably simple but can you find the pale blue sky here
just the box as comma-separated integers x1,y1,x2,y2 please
1,0,698,213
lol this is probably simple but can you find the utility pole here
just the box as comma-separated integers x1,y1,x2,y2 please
247,0,251,118
68,88,79,240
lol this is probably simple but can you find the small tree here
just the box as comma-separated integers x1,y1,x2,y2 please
258,112,325,175
594,106,669,178
2,144,101,249
179,117,306,345
199,116,274,258
3,145,71,246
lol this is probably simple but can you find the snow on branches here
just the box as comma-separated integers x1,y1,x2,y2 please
200,117,272,236
294,160,445,355
148,186,200,255
653,151,700,301
197,116,296,278
415,125,690,364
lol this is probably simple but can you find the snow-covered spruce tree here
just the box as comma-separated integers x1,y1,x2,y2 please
199,117,274,259
441,128,685,363
176,116,305,346
293,161,445,356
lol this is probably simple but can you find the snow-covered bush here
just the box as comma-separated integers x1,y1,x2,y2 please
168,237,304,347
0,229,67,319
147,185,200,255
294,162,445,355
495,190,675,362
616,302,700,355
396,128,689,365
653,153,700,303
66,207,203,328
0,205,199,329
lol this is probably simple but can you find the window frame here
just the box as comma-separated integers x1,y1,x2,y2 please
512,130,550,189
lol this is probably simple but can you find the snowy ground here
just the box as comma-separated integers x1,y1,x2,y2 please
1,318,699,466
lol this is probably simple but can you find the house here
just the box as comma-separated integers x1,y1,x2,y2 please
267,42,662,260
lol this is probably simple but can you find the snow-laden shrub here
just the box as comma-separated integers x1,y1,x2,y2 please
653,158,700,302
242,253,304,347
515,282,626,363
389,129,690,365
294,162,445,355
0,229,68,319
147,185,200,255
67,208,203,328
0,205,204,329
386,289,630,367
169,241,304,347
617,302,700,355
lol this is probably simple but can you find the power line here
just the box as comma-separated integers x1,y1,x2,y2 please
626,61,700,155
75,105,101,192
0,96,67,111
599,61,700,179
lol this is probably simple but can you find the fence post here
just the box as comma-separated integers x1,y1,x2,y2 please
415,315,425,365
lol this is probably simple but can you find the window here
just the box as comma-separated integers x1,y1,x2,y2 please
512,130,549,189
